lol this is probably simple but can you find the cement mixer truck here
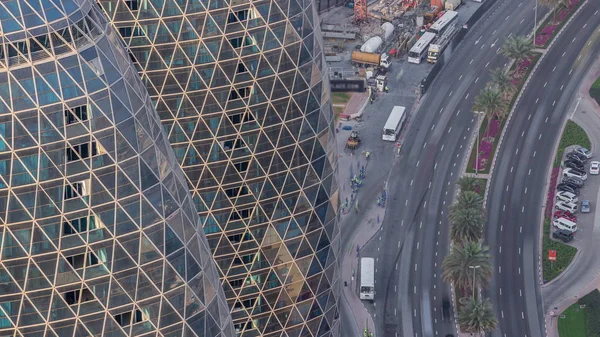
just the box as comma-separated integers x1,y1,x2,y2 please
351,51,391,71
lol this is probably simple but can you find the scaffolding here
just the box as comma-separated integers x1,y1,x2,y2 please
354,0,368,22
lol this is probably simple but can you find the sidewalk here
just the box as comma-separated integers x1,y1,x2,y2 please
335,121,388,337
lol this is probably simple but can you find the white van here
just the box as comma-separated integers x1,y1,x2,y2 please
555,201,578,213
553,217,577,233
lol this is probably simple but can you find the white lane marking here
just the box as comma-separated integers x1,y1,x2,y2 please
459,75,463,80
553,66,556,72
520,289,522,297
416,160,420,167
535,98,539,103
525,187,528,194
522,131,525,137
522,206,525,213
475,77,479,83
520,18,525,24
515,148,519,154
506,185,509,192
440,108,444,114
539,134,542,140
505,15,510,21
560,85,564,91
528,169,531,175
449,91,453,96
470,59,474,64
499,246,502,253
569,69,573,75
502,311,505,318
534,151,537,157
545,117,549,123
562,51,566,57
520,226,523,233
456,109,460,116
572,37,576,42
500,288,503,295
510,166,513,172
493,29,497,34
410,179,414,186
465,93,469,100
518,2,522,6
503,205,506,211
485,61,490,68
553,101,556,106
500,225,503,231
519,247,522,254
544,82,547,87
528,114,532,120
448,127,452,133
497,47,501,53
431,124,435,131
499,266,502,273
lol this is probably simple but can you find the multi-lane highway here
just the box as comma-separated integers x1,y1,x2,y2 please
486,2,600,337
367,0,550,336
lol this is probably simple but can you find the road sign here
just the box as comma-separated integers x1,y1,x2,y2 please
548,250,557,261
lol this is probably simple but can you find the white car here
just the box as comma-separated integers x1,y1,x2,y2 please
563,167,588,181
590,161,600,175
555,201,579,213
574,146,593,159
556,191,578,204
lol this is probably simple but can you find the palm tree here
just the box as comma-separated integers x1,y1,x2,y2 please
539,0,570,22
500,35,534,70
448,208,484,243
489,67,514,100
442,241,492,293
456,176,481,194
473,87,505,126
457,297,498,336
453,191,484,210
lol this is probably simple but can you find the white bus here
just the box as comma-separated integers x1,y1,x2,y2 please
408,32,436,64
429,10,458,35
360,258,375,300
382,106,407,141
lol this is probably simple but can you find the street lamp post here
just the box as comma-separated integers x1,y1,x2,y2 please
469,265,481,299
533,0,538,44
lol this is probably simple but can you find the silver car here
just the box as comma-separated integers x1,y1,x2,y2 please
581,200,591,213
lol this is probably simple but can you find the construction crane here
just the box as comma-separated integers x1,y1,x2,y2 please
354,0,368,22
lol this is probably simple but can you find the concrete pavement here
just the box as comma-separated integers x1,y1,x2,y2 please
542,50,600,337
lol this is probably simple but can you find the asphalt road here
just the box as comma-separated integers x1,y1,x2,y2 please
485,3,600,337
361,0,550,336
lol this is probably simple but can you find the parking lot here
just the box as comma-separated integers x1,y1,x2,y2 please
552,145,599,247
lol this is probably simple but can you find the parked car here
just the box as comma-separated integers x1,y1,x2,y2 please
552,229,574,242
574,146,593,159
554,210,577,222
567,152,587,163
564,159,584,171
556,191,578,204
555,201,578,213
582,200,591,213
553,217,577,232
556,183,579,195
590,161,600,175
563,176,585,188
563,168,588,181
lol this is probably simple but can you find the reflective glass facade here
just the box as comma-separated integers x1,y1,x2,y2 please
0,0,234,335
99,0,341,336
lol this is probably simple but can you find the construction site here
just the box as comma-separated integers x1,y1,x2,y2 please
320,0,482,119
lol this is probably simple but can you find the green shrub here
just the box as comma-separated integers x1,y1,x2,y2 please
553,121,591,167
579,289,600,337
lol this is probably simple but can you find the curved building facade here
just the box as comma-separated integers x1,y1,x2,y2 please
99,0,341,336
0,0,234,335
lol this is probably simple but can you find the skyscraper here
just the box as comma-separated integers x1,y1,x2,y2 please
0,0,233,335
99,0,341,336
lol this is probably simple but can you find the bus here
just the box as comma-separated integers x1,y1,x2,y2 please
429,10,458,35
382,106,407,141
408,32,436,64
360,258,375,300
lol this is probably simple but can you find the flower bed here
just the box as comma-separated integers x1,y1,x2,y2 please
544,168,560,219
466,53,541,174
534,0,582,48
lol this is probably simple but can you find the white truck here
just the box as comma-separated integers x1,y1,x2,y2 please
359,258,375,300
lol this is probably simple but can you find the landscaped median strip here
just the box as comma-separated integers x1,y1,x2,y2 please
466,52,542,174
535,0,584,48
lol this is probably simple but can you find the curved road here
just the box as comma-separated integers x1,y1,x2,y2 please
486,3,600,337
364,0,550,337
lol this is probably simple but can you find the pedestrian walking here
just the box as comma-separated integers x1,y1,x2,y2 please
385,85,389,93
